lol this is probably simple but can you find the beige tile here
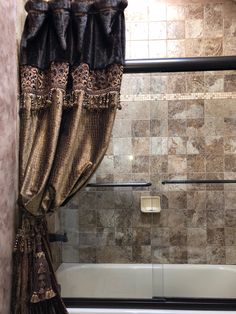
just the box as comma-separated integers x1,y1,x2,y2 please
185,4,204,19
151,137,168,155
205,38,223,56
224,137,236,154
149,22,166,40
224,37,236,55
226,246,236,264
129,40,149,59
187,155,205,173
167,39,185,57
225,191,236,210
204,4,223,38
167,21,185,39
204,117,224,137
169,119,187,137
185,38,205,57
168,100,187,119
168,155,187,174
206,246,225,264
186,75,204,93
132,156,150,173
149,1,166,21
150,75,167,94
132,120,150,138
168,191,187,209
187,228,207,247
113,138,132,155
225,154,236,172
206,155,224,172
113,119,131,138
204,75,224,92
205,136,224,156
186,100,204,119
130,22,149,40
149,40,167,58
187,137,205,155
186,19,203,38
168,137,187,155
150,101,168,120
132,137,150,155
187,119,205,137
167,5,185,20
167,74,186,93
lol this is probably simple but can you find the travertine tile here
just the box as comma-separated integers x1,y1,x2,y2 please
150,119,168,137
226,246,236,264
167,4,185,20
132,120,150,138
169,246,187,263
204,4,223,38
167,39,186,57
205,38,223,56
187,228,207,247
169,119,187,137
168,137,187,154
168,100,187,119
96,246,132,263
152,246,169,263
185,210,206,228
186,19,203,38
168,191,187,209
207,228,225,245
207,210,224,228
187,137,205,155
115,228,132,246
206,246,225,264
167,21,185,39
185,38,205,57
133,245,152,263
168,155,187,174
187,155,205,172
187,247,206,264
149,22,166,40
187,191,206,210
132,156,150,173
185,4,204,20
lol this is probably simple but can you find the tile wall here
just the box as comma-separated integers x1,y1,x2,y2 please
126,0,236,59
59,0,236,265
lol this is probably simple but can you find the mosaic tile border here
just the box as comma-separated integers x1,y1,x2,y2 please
121,92,236,102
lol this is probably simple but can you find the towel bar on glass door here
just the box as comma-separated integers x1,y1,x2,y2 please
162,180,236,185
124,56,236,73
87,182,152,188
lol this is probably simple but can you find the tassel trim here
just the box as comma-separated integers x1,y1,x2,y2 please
20,89,122,112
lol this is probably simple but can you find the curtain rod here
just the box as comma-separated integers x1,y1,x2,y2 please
124,56,236,73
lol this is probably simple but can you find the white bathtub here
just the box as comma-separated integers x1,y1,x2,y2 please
56,263,236,299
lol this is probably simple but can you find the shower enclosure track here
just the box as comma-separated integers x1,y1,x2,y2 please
124,56,236,73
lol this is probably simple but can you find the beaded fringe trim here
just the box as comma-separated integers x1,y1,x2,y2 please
20,88,121,112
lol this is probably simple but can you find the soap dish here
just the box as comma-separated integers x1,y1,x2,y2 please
141,196,161,213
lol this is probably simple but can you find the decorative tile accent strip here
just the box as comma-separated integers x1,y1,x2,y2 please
121,92,236,102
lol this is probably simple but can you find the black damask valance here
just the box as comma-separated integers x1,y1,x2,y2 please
20,0,127,70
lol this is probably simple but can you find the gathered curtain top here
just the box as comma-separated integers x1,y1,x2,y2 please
21,0,128,70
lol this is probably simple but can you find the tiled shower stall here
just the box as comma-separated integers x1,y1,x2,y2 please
58,0,236,267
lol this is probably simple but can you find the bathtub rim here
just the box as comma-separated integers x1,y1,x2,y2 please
63,297,236,311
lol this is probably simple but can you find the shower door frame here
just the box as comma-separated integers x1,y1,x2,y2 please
58,55,236,311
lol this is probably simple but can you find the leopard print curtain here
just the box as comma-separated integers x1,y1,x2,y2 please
11,1,127,313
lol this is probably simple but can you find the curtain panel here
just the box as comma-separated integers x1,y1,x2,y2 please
12,1,127,313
